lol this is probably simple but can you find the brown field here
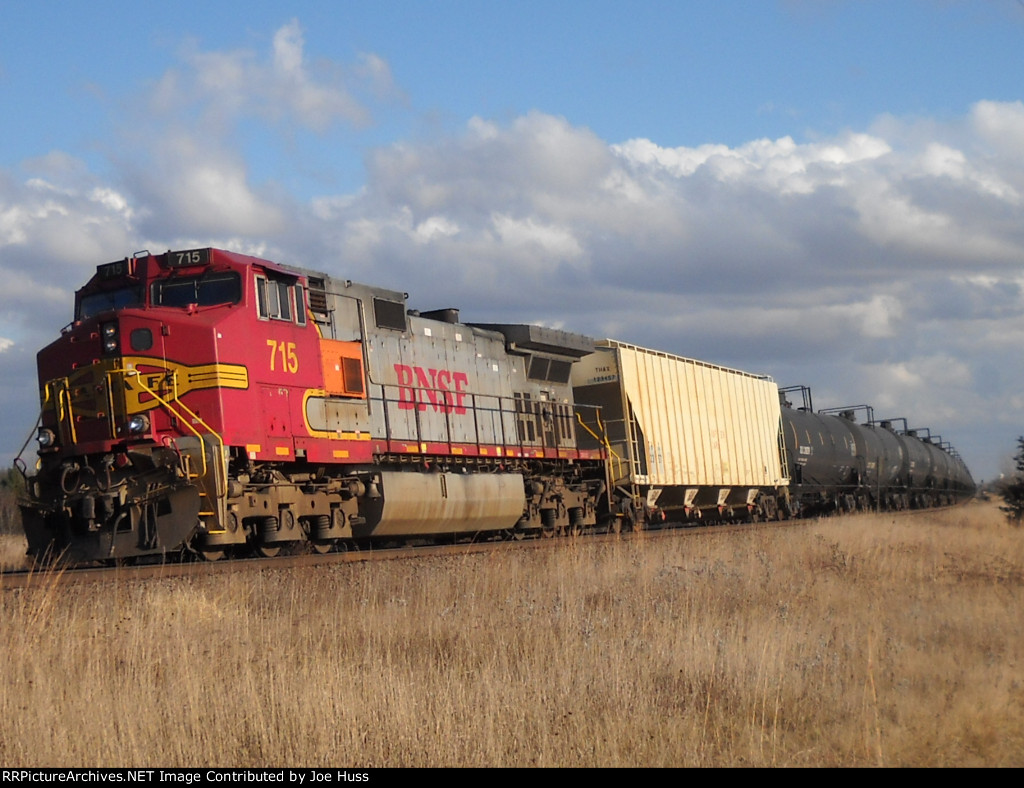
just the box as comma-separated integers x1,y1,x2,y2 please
0,500,1021,768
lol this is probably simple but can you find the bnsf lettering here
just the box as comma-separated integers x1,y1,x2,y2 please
394,364,469,413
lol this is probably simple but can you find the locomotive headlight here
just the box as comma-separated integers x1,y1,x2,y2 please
101,322,119,355
127,414,150,434
36,428,56,448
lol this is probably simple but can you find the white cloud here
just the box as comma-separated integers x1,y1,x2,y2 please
270,20,369,131
355,53,402,102
969,100,1024,157
915,142,1019,202
89,187,134,219
146,18,390,137
490,214,583,262
612,132,892,194
414,216,460,243
849,294,905,340
169,156,284,235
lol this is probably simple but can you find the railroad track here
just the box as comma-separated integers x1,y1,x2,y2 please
0,518,808,590
1,502,967,591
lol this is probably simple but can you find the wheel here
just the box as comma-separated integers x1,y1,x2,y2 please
255,544,281,558
311,540,333,555
199,549,225,562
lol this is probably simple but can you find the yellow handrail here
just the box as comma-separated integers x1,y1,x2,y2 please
45,378,78,445
118,369,226,498
575,411,625,482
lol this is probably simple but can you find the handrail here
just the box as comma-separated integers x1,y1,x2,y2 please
378,382,591,457
575,410,624,482
117,369,226,497
44,379,79,446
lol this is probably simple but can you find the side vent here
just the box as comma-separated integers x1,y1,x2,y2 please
308,277,329,316
526,355,573,384
342,356,364,396
373,298,407,331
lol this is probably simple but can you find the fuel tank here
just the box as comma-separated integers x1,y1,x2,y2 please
367,471,526,536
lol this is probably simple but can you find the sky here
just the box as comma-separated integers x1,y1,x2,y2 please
2,0,1024,484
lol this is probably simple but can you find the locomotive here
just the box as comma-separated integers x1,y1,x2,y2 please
15,247,975,564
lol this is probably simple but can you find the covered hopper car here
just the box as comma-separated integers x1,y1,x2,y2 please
572,340,789,525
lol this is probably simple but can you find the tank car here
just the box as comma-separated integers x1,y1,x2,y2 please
779,387,975,515
879,420,975,508
18,248,608,563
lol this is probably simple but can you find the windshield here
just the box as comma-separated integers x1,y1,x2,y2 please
78,286,144,320
152,272,242,308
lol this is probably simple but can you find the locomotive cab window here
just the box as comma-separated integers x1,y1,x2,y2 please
256,275,305,324
77,286,144,320
152,272,241,308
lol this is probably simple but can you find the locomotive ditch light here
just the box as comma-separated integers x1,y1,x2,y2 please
127,414,150,434
36,427,56,448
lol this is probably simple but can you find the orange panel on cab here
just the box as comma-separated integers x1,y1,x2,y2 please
319,339,366,398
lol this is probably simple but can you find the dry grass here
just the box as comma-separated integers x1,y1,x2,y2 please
1,500,1022,767
0,532,29,571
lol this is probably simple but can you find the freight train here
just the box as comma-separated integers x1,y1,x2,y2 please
14,248,975,564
